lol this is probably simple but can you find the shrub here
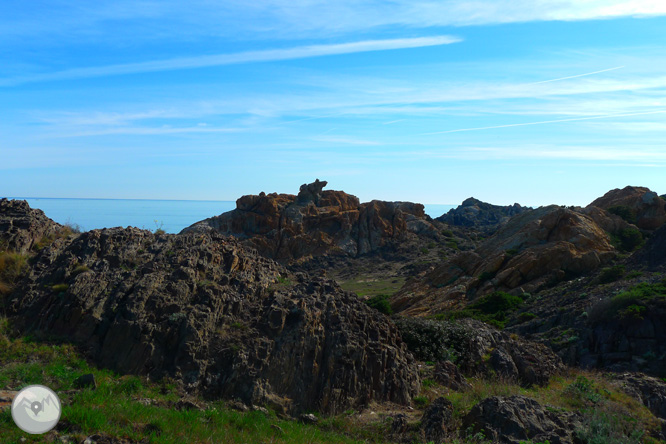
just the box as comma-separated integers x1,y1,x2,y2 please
613,228,644,252
393,317,471,362
0,252,28,290
607,206,637,224
441,229,454,238
518,312,538,323
598,265,625,284
51,283,69,293
469,291,523,314
588,281,666,323
365,294,393,315
478,271,497,282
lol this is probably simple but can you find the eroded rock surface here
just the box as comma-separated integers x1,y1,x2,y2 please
588,185,666,230
7,226,419,414
393,206,618,316
182,180,441,263
436,197,528,232
0,198,63,253
463,395,582,444
611,373,666,419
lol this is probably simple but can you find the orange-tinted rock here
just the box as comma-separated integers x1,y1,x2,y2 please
393,206,617,317
588,186,666,230
182,180,438,262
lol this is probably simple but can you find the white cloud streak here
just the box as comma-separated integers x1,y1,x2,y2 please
419,110,666,135
0,36,461,86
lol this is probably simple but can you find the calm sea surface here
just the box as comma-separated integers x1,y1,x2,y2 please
7,198,455,234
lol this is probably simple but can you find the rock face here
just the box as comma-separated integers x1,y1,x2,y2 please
7,226,419,414
0,198,63,253
394,318,563,387
611,373,666,420
420,397,453,444
436,197,528,232
182,180,440,263
631,223,666,269
588,186,666,230
393,206,618,317
463,395,582,444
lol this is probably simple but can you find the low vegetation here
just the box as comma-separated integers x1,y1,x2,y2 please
433,291,524,328
589,279,666,323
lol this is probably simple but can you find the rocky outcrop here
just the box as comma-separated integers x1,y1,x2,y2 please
394,318,563,387
182,180,441,263
7,226,419,414
433,360,471,391
393,206,617,317
436,197,528,232
463,395,582,444
420,397,453,444
631,223,666,269
0,198,63,253
588,186,666,230
610,373,666,419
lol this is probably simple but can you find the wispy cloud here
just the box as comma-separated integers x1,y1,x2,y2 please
419,110,666,135
0,36,461,86
312,136,380,146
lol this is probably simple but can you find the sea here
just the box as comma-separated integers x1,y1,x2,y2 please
7,198,456,234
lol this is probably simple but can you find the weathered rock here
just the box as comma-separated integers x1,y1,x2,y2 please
73,373,96,390
462,395,582,444
395,318,563,387
433,360,471,391
394,206,616,317
436,197,528,232
0,198,63,254
181,180,440,262
7,227,419,414
631,223,666,269
298,413,319,424
420,397,453,444
0,390,18,411
588,185,666,230
610,373,666,419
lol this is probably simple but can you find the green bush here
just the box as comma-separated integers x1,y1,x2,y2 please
393,317,471,362
598,265,625,284
589,281,666,323
469,291,523,314
613,228,644,252
607,205,637,224
478,271,497,282
365,294,393,315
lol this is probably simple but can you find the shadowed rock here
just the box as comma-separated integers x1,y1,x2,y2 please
436,197,529,232
588,185,666,230
181,180,440,262
7,225,419,414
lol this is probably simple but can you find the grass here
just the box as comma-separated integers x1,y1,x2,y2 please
0,251,29,296
433,291,524,329
338,276,405,298
589,280,666,323
0,320,385,444
364,294,393,315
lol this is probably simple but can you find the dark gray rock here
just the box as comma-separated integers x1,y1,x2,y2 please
463,395,581,444
8,227,419,414
0,198,63,254
74,373,96,390
436,197,528,231
433,360,471,391
611,372,666,419
420,397,453,444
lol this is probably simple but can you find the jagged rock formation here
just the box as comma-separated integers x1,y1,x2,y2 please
5,223,419,414
588,185,666,230
182,180,441,263
394,318,563,387
610,373,666,420
631,223,666,269
436,197,528,232
462,395,582,444
393,205,619,317
0,198,63,253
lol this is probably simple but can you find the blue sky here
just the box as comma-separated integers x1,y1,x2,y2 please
1,1,665,206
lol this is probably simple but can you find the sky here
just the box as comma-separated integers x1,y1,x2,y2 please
1,1,665,207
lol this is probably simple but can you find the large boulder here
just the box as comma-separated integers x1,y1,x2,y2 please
436,197,528,232
463,395,582,444
0,198,63,254
588,186,666,230
7,227,419,414
393,206,617,316
181,180,440,262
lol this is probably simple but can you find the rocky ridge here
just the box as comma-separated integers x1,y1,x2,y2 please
392,204,625,316
4,211,419,414
436,197,529,233
182,180,443,263
0,198,64,254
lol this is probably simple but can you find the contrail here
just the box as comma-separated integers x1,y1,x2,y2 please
527,66,625,85
419,110,666,135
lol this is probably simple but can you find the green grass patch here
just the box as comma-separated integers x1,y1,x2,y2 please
338,276,405,298
364,294,393,315
434,291,524,329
